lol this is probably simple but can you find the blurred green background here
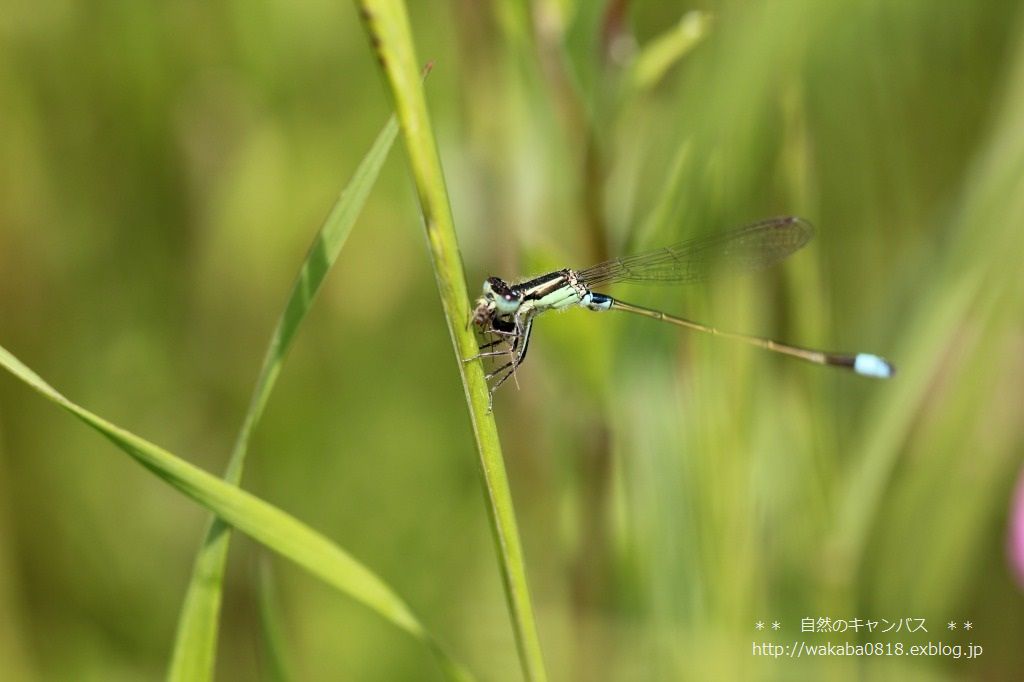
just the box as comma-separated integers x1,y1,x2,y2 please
2,0,1024,679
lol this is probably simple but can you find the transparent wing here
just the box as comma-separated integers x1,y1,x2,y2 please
577,216,815,287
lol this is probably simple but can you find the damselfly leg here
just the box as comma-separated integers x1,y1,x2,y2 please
468,315,536,409
463,336,509,361
484,317,533,389
463,317,519,363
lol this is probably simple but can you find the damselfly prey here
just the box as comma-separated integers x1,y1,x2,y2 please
467,216,894,406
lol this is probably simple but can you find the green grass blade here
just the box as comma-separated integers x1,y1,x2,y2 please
354,2,548,680
167,117,398,681
230,114,401,476
257,558,293,682
0,344,472,681
626,11,711,93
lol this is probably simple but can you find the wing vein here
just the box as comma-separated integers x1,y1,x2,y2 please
576,216,815,287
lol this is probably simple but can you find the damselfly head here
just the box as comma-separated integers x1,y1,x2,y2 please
472,277,522,329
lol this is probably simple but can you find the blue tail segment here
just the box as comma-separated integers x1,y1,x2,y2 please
853,353,895,378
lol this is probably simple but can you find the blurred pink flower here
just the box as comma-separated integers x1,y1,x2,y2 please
1011,471,1024,589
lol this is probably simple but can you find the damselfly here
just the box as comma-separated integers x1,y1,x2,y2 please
467,216,894,406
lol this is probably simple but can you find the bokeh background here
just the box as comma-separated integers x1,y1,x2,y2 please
2,1,1024,679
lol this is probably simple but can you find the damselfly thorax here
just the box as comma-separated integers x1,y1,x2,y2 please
467,217,894,408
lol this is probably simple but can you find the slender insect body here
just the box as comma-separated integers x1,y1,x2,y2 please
466,216,895,407
517,271,579,311
524,286,581,313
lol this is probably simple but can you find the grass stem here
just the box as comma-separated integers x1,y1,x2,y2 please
354,2,548,680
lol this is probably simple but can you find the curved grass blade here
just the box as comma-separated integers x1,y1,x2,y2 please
626,10,711,94
0,344,472,681
354,2,548,680
168,115,400,682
